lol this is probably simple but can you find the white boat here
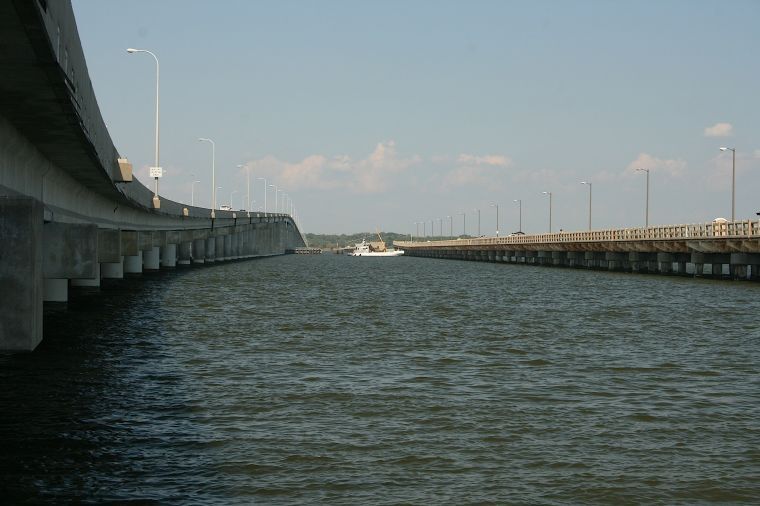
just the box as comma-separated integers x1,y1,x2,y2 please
348,235,404,257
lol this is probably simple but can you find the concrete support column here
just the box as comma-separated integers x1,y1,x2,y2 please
232,234,240,259
629,252,642,273
657,253,674,274
71,263,101,287
213,235,223,262
751,265,760,281
551,251,564,266
101,258,124,278
43,278,68,302
205,237,216,263
192,239,206,264
584,252,597,269
711,263,723,277
690,252,705,277
161,244,177,268
224,235,232,260
729,253,752,280
143,246,160,271
0,199,44,351
178,242,192,265
604,252,624,271
124,251,143,274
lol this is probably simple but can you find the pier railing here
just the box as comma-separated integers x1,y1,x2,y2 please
397,220,760,248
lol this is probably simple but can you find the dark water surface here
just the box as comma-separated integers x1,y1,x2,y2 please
2,254,759,504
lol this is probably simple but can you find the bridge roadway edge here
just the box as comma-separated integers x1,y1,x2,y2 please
0,1,305,352
395,233,760,281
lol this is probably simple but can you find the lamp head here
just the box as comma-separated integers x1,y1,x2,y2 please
126,48,138,53
581,181,588,185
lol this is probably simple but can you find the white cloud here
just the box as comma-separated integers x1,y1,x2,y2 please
456,153,512,167
626,153,687,178
440,153,513,189
704,122,733,137
244,140,420,194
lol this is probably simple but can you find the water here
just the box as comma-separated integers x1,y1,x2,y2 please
1,255,759,504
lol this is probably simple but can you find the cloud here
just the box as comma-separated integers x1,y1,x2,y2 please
456,154,512,167
244,140,420,194
440,153,513,189
625,153,687,178
704,122,733,137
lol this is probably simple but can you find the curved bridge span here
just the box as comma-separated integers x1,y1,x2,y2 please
0,1,305,351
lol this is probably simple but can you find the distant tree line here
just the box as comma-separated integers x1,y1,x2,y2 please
304,232,472,249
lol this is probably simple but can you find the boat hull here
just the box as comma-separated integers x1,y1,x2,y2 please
348,250,404,257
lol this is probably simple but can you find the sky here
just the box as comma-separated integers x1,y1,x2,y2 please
71,0,760,235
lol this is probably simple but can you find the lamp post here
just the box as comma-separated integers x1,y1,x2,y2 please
513,199,522,233
230,190,237,209
447,215,453,238
431,220,434,238
635,168,650,227
414,222,419,241
491,203,499,237
542,191,553,232
197,137,216,217
216,186,222,209
581,181,592,231
460,212,466,237
127,48,161,208
257,177,267,212
238,163,251,212
474,208,480,236
720,147,736,221
191,180,200,206
268,184,278,213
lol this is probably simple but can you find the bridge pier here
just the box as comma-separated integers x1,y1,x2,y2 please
205,237,216,263
192,238,206,264
605,252,626,271
71,263,101,287
224,235,232,260
43,279,68,302
0,198,44,351
657,253,674,274
143,246,160,271
101,260,124,278
179,242,193,265
161,243,177,268
124,251,143,274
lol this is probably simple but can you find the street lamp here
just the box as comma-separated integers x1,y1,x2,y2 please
719,147,736,221
230,190,238,209
191,180,200,206
447,215,452,238
635,168,650,227
257,177,267,212
127,48,161,208
460,212,466,237
513,199,522,233
491,203,499,237
580,181,592,231
197,137,216,217
542,191,553,232
238,163,251,212
474,208,480,236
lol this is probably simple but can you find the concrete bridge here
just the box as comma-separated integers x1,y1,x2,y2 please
0,1,305,351
396,220,760,279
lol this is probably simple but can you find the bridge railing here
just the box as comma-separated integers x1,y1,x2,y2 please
396,220,760,248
